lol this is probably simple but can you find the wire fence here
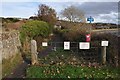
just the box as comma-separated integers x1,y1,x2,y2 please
40,42,101,64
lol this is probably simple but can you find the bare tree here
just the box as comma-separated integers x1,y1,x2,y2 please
61,5,85,22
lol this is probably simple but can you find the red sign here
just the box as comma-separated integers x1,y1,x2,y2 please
86,34,91,42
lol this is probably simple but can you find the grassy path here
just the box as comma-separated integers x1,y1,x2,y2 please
3,54,31,79
6,62,29,78
3,33,62,79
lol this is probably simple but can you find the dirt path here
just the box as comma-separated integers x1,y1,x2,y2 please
6,62,29,78
2,55,31,79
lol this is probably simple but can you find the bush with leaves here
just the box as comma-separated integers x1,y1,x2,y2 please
60,25,87,42
20,20,51,43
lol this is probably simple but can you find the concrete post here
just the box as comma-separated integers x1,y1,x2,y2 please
102,46,106,64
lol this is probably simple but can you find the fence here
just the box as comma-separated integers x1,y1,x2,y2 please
39,42,101,65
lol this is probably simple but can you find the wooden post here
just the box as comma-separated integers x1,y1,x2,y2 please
31,40,38,65
101,41,108,65
102,46,106,64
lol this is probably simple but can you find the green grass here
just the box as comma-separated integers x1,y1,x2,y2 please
27,48,120,78
26,65,120,78
38,48,81,65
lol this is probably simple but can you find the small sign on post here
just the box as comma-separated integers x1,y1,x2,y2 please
64,42,70,50
101,41,109,64
42,42,48,47
87,16,94,23
79,42,90,49
101,41,109,46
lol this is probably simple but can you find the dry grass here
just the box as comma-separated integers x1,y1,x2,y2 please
2,53,23,78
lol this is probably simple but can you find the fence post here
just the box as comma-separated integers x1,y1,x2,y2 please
101,41,109,65
31,40,38,65
102,46,106,64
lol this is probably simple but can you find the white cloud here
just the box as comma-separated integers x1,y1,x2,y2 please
0,2,2,16
1,2,84,18
1,1,118,24
1,2,38,18
94,12,118,24
99,12,118,19
2,0,119,2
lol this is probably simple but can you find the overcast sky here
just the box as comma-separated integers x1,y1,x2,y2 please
1,0,119,24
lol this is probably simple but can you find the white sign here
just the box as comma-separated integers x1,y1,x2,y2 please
101,41,109,46
42,42,48,46
79,42,90,49
64,42,70,50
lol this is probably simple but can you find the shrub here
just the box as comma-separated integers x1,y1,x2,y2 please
20,20,51,43
60,26,87,41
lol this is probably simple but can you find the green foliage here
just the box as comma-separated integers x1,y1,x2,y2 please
55,21,89,42
26,47,120,78
60,27,86,41
20,20,51,43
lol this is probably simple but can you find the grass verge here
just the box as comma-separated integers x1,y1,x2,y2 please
27,47,120,78
2,53,23,77
26,65,120,78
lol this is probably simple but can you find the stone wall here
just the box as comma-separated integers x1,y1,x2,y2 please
1,30,21,59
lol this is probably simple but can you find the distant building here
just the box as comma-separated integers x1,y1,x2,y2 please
54,25,61,29
54,20,62,29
